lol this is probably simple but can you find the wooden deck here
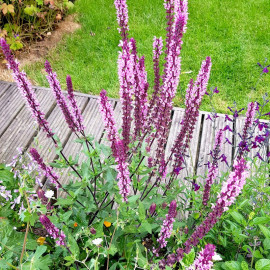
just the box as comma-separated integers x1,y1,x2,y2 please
0,80,262,189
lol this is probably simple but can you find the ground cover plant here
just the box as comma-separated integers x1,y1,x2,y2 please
0,0,270,269
0,0,74,51
23,0,270,113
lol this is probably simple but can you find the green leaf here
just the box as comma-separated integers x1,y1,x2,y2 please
253,249,263,259
253,217,270,225
36,0,43,5
259,225,270,238
241,261,249,270
107,244,118,256
230,211,246,225
140,222,152,234
68,234,79,257
65,1,74,9
128,195,140,203
138,201,146,221
255,259,270,270
182,248,195,266
24,5,39,16
263,238,270,250
224,261,241,270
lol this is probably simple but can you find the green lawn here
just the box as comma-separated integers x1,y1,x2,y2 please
24,0,270,114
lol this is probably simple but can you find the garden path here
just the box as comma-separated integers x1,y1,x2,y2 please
0,80,264,193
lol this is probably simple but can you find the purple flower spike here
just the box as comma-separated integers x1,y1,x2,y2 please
0,39,54,138
133,54,149,138
115,140,131,202
30,148,61,188
117,40,134,154
153,200,177,256
66,75,85,132
99,90,119,158
187,244,216,270
171,158,249,261
114,0,129,40
45,61,78,133
39,215,66,246
149,37,163,111
170,57,212,177
202,129,224,206
238,102,257,159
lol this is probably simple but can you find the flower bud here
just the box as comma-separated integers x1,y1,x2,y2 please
149,203,156,215
90,227,96,235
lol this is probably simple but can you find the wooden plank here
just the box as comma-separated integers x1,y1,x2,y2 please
0,81,11,98
30,94,88,164
165,109,202,179
0,88,56,163
56,98,119,196
0,85,25,136
196,113,233,182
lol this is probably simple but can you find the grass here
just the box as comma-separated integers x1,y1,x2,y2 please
24,0,270,114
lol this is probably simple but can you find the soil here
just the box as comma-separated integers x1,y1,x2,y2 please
0,14,81,82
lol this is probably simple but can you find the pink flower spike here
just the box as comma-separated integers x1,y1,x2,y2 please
114,0,129,40
98,89,119,158
66,75,85,133
29,148,61,189
0,39,54,138
45,61,79,133
153,200,177,256
188,244,216,270
39,215,66,246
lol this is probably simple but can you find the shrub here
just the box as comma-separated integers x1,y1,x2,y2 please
0,0,270,269
0,0,74,51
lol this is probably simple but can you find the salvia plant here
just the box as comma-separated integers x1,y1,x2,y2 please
0,0,270,269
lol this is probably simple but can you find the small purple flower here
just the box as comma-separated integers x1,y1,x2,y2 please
224,137,232,145
206,115,212,121
192,182,200,191
263,67,269,73
213,87,219,93
223,125,232,132
258,122,268,131
225,114,233,122
255,152,263,161
255,135,265,144
220,154,228,166
173,167,183,175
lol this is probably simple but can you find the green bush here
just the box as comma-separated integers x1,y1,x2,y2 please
0,0,74,51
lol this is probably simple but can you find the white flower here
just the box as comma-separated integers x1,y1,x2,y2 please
92,238,103,246
212,253,222,261
0,246,2,251
44,190,54,199
13,227,17,230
